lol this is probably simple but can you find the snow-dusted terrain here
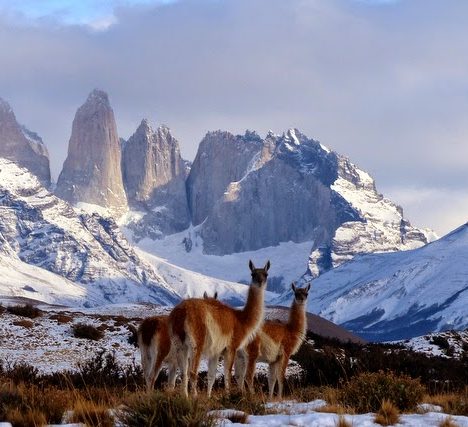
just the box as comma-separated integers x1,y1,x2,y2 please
0,159,178,306
284,223,468,341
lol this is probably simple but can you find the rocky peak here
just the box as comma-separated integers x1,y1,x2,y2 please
122,120,190,239
0,96,51,187
186,130,264,225
55,89,128,213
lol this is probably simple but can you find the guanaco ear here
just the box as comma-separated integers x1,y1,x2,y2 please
203,291,208,299
264,260,271,272
306,283,311,292
214,291,218,300
249,260,255,272
291,282,296,292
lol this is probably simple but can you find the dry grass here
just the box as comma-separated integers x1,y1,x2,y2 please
423,391,468,416
335,415,352,427
72,323,104,341
70,399,114,427
12,319,34,328
49,313,73,324
374,399,400,425
7,304,42,319
5,408,47,427
316,404,354,415
438,416,460,427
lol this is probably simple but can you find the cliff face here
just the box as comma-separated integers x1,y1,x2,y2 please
186,130,263,226
0,97,51,187
122,120,190,239
55,90,127,213
185,128,431,278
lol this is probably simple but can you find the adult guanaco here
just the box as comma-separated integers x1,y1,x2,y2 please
235,282,310,398
138,292,217,391
169,260,270,397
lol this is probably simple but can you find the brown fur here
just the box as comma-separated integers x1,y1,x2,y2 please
236,282,310,397
139,292,218,391
169,260,270,397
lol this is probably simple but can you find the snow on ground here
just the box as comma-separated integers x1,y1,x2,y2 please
221,405,468,427
394,330,468,359
136,248,278,305
133,224,313,293
0,302,301,378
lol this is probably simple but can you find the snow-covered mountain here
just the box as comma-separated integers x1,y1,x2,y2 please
0,159,178,306
136,128,434,291
0,96,51,187
277,223,468,341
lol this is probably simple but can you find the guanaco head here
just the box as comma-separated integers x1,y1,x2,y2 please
249,260,270,288
291,282,311,304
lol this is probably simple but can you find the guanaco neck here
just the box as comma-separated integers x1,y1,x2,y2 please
238,285,265,330
287,300,306,337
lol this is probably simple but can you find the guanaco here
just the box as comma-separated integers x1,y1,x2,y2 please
138,291,218,392
235,282,310,398
169,260,270,397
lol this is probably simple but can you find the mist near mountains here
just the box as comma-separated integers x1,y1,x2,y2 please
0,0,468,235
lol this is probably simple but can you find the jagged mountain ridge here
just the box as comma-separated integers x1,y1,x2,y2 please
183,128,433,279
277,222,468,341
0,159,179,306
0,97,51,187
122,119,190,239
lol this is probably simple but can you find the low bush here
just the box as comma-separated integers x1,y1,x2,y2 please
72,323,104,341
119,391,214,427
12,319,34,328
216,390,266,415
340,371,425,412
7,304,42,319
49,313,73,324
424,391,468,416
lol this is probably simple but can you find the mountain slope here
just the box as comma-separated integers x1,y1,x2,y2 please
283,223,468,341
0,159,178,306
0,97,51,186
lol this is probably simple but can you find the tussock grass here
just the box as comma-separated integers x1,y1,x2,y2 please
5,408,47,427
70,399,114,427
12,319,34,328
438,416,460,427
423,391,468,416
335,415,352,427
374,399,400,425
72,323,104,341
118,391,214,427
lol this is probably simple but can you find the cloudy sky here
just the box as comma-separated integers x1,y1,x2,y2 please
0,0,467,236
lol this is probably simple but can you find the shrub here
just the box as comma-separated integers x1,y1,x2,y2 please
431,336,451,351
0,304,5,315
119,391,214,427
72,323,104,341
5,362,39,385
424,392,468,416
49,313,73,324
374,399,400,425
340,371,425,412
13,319,34,328
70,399,114,427
7,304,42,318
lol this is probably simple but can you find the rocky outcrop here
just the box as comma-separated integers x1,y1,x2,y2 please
0,97,51,186
55,90,127,213
0,159,179,306
186,130,263,225
122,120,190,239
186,128,432,278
